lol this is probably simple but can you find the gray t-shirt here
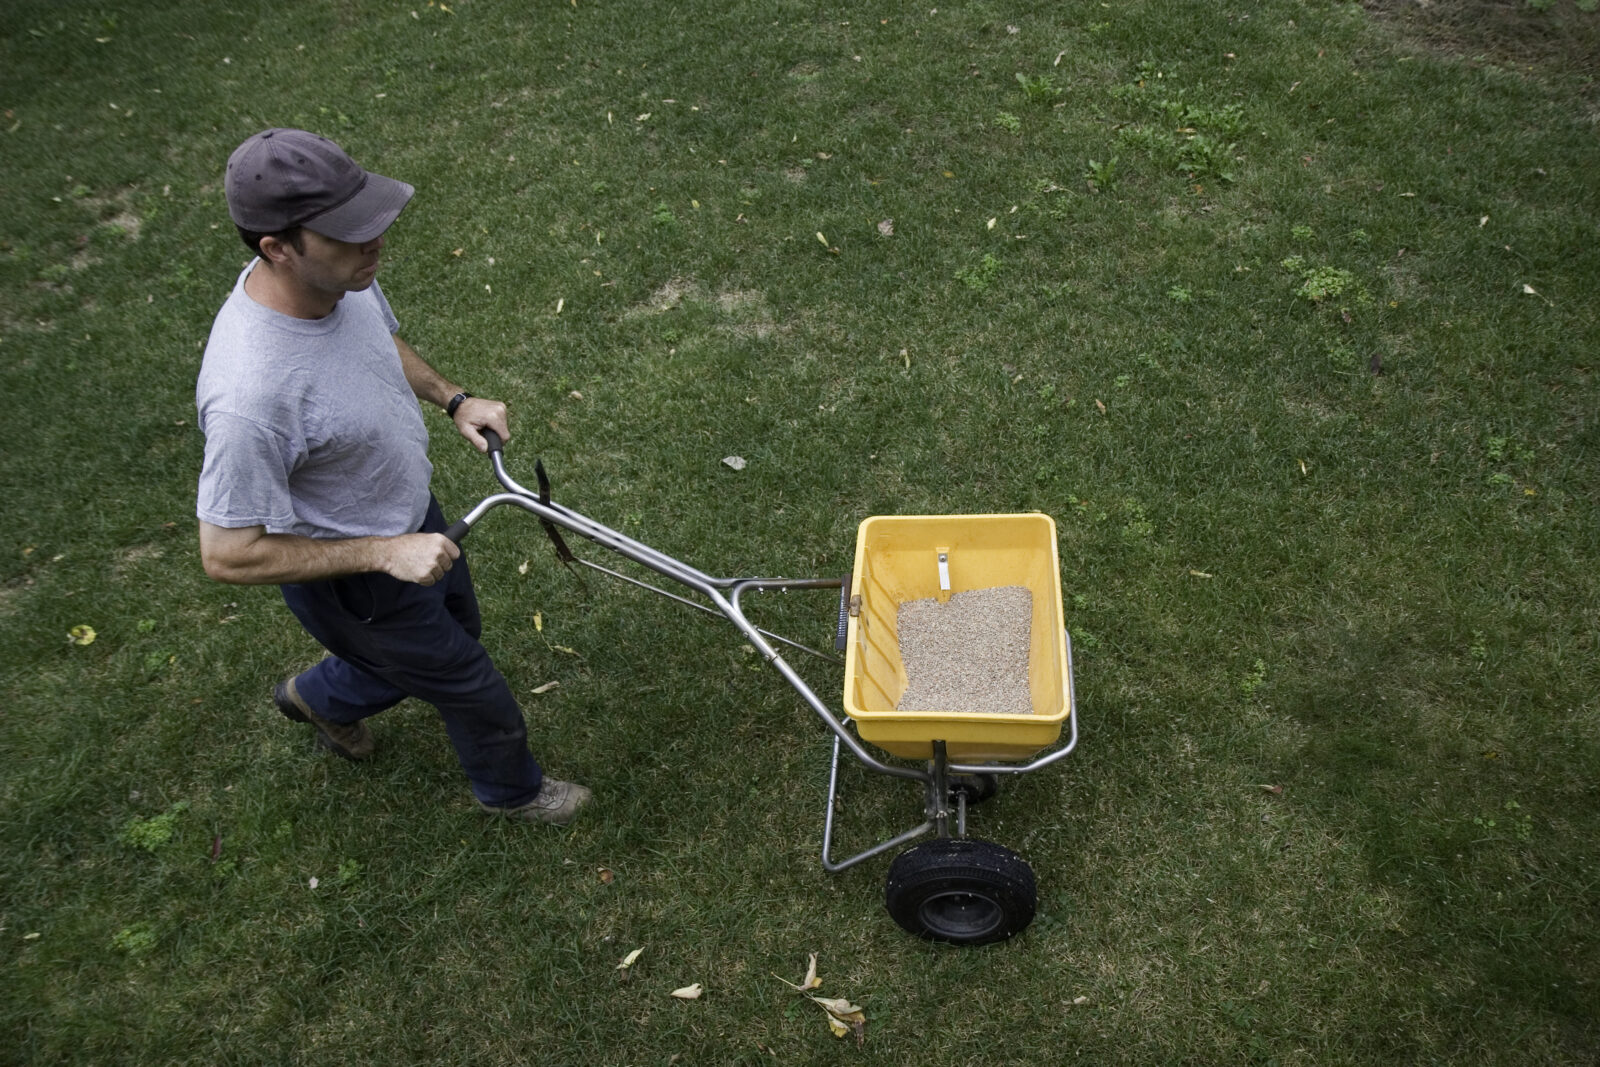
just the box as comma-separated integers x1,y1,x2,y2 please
196,262,433,539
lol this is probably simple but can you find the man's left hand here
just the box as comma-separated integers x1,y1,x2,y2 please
452,396,511,452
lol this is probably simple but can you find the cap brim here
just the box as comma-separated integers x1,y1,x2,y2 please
303,171,414,243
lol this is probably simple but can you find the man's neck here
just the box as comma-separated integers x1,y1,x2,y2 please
243,260,341,320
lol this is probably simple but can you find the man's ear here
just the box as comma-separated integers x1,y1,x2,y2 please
257,234,297,265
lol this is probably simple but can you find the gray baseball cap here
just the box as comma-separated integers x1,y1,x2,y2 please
225,128,414,243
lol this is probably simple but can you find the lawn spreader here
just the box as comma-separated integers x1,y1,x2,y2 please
446,431,1078,945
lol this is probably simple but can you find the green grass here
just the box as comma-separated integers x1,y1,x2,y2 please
3,0,1599,1063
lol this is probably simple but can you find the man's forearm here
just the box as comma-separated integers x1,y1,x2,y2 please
199,520,459,587
200,527,396,585
394,334,458,409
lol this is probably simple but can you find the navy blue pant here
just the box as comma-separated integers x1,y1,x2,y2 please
279,497,542,808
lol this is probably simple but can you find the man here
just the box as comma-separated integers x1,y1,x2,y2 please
196,128,590,825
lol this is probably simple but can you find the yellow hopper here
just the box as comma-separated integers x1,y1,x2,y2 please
843,514,1072,762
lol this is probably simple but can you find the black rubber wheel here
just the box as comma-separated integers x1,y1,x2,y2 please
884,838,1037,945
947,772,1000,805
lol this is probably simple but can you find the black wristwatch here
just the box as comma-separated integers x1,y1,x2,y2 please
445,391,472,417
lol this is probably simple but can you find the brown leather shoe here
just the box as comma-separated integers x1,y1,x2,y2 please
273,676,375,761
479,779,593,826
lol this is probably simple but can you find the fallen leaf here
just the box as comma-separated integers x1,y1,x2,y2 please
1258,784,1284,795
308,876,319,889
777,954,824,992
810,995,866,1040
23,932,41,941
520,561,531,576
986,217,997,230
617,947,644,970
1522,284,1537,295
816,231,829,247
451,248,464,256
552,645,578,655
568,390,583,400
722,455,747,471
533,611,543,630
531,681,560,694
68,624,96,646
877,219,894,237
555,297,564,315
670,983,703,1000
1093,398,1106,415
1188,570,1213,579
597,867,614,884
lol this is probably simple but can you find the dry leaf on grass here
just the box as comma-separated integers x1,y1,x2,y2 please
670,983,703,1000
811,995,866,1041
775,953,822,991
616,947,643,971
775,955,866,1042
530,681,560,694
721,455,747,471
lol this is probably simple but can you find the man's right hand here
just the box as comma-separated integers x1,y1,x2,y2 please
379,532,461,586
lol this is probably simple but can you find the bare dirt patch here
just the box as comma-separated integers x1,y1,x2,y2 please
1361,0,1600,74
626,278,707,317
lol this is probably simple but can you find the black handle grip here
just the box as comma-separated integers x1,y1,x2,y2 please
443,519,471,544
481,428,503,454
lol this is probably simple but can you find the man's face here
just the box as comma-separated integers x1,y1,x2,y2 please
282,228,385,299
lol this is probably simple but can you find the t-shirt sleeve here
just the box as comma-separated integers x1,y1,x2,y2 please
195,411,301,531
